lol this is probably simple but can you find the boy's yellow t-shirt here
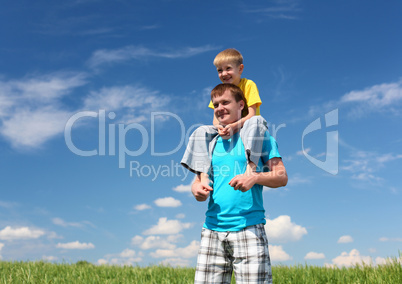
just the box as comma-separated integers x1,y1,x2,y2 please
208,78,262,115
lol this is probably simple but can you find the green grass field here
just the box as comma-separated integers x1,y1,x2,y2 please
0,258,401,283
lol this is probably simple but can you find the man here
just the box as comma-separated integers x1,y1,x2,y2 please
189,83,288,283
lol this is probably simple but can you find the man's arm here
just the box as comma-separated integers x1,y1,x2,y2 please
229,157,288,192
192,174,213,202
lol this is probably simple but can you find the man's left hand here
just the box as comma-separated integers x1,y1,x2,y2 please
229,173,257,192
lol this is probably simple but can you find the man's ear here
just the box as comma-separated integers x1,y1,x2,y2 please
239,100,245,110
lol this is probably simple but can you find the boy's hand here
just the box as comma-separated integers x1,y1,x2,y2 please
217,121,242,139
217,125,231,139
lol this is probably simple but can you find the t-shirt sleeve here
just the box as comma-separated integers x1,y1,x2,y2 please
261,131,281,165
244,80,262,109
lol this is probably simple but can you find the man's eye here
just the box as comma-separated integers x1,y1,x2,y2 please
213,104,219,108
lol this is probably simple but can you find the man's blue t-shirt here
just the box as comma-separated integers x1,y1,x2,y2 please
204,131,281,232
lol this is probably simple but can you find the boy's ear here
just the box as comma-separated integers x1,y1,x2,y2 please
238,64,244,74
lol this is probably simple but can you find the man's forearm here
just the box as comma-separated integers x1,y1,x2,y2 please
254,158,288,188
253,170,288,188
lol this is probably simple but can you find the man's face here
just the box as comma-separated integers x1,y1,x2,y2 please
216,62,244,85
212,90,244,126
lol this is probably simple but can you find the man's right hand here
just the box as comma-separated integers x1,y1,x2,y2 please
192,177,213,202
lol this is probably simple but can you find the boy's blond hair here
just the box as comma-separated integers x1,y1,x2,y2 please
213,48,243,67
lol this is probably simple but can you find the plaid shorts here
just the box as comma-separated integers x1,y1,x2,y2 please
194,224,272,284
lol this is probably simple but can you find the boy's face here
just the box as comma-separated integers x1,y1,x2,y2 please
216,62,244,86
212,90,244,126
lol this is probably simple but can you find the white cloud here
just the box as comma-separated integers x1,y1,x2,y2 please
42,255,58,262
297,148,311,156
1,107,72,149
338,235,354,244
265,215,307,243
82,85,170,124
134,204,151,211
341,150,402,184
0,72,87,149
173,177,196,194
329,249,372,267
176,213,185,219
135,235,177,250
150,240,199,259
269,245,292,262
374,256,402,266
287,174,312,186
131,235,144,246
304,252,325,260
119,249,136,258
159,258,191,267
154,197,182,208
245,1,301,20
340,80,402,110
56,241,95,250
97,259,108,265
143,218,193,235
375,257,387,266
305,80,402,123
0,72,174,149
52,217,90,228
379,237,402,242
0,226,45,241
0,201,18,209
0,72,87,103
97,248,142,266
173,183,192,193
87,45,218,68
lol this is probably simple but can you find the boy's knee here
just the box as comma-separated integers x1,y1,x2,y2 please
249,116,267,127
243,116,268,132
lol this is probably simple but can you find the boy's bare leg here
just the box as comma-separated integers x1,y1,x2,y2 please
245,161,257,175
200,172,211,188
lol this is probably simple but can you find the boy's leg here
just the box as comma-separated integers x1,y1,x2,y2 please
195,228,233,284
200,172,211,188
181,125,218,174
245,161,257,176
240,116,268,166
230,224,272,284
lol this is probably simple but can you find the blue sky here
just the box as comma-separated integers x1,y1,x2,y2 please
0,0,401,267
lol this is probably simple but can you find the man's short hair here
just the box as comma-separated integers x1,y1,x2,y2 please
213,48,243,67
211,84,249,118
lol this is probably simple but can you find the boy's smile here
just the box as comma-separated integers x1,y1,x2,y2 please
216,62,244,86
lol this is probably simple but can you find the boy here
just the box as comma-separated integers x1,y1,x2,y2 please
210,48,262,137
181,48,267,186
